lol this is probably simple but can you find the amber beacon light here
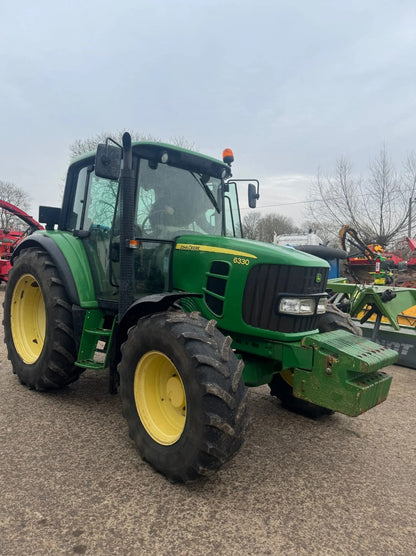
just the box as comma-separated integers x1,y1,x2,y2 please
222,148,234,165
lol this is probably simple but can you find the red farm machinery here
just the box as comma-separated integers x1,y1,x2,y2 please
0,200,43,283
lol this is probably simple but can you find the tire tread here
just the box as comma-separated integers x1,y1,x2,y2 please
119,310,247,483
3,247,81,391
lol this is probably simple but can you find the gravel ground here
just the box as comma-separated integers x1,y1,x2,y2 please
1,286,415,556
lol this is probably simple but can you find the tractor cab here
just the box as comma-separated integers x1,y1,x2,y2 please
54,141,249,304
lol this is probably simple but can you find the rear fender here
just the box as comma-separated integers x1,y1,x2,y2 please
12,233,97,308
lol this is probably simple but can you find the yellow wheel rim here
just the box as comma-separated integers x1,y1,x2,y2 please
10,274,46,364
280,368,294,386
134,351,186,445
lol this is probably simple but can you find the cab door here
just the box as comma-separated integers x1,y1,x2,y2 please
68,162,120,302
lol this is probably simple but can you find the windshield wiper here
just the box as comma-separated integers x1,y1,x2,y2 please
191,172,220,213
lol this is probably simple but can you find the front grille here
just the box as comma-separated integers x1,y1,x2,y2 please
242,264,328,333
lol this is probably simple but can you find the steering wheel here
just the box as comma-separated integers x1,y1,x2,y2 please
141,210,170,237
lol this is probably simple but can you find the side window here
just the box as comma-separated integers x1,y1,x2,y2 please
225,183,243,238
71,165,119,231
85,175,118,230
72,166,88,230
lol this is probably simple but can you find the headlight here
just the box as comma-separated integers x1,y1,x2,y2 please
279,297,327,315
279,297,315,315
317,298,328,314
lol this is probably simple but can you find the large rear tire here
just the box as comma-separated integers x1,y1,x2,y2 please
3,248,81,390
269,305,361,418
119,310,248,483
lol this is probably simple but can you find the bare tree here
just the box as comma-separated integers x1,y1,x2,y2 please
69,130,196,159
0,181,31,230
242,211,262,239
308,147,416,247
301,220,340,247
247,213,298,243
168,135,196,150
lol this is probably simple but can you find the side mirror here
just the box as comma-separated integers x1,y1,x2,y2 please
39,206,61,231
248,183,259,208
95,143,122,180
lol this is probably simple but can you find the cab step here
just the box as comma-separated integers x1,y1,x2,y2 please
75,309,116,370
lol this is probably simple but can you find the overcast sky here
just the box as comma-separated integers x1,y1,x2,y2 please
1,0,415,226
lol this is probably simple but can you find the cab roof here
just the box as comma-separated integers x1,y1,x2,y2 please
71,141,229,170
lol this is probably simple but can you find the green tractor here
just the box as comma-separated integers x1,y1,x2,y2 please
3,133,397,483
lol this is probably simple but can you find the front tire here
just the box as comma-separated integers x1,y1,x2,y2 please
3,248,81,390
269,305,361,418
119,310,248,483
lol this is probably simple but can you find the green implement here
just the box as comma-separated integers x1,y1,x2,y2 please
328,279,416,368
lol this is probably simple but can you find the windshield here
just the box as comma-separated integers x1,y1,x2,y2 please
135,159,223,240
